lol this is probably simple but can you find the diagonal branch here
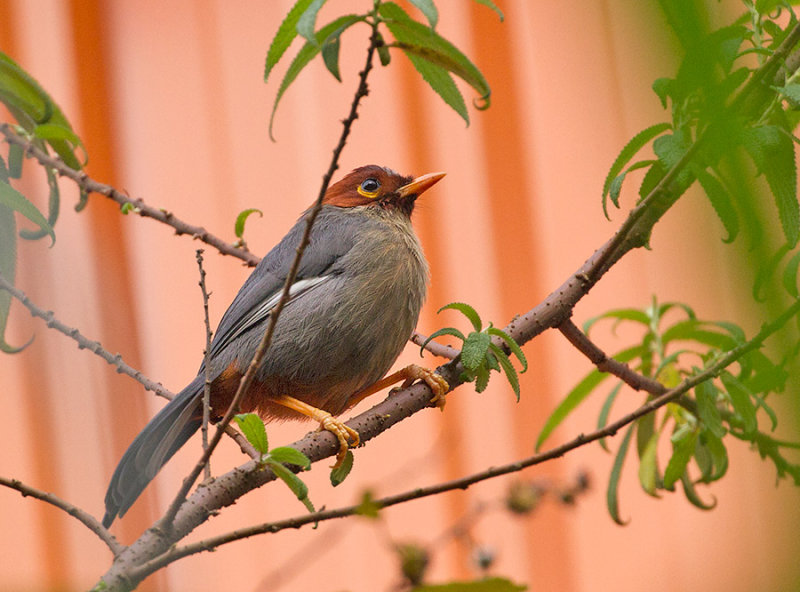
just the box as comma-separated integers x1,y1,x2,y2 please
0,475,123,555
128,295,800,577
0,123,260,266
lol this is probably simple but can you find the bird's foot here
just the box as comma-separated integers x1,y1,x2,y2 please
316,413,360,468
391,364,449,410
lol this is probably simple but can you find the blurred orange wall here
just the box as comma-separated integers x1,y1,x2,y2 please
1,1,798,591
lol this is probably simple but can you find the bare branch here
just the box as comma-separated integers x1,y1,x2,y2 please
0,123,260,266
0,475,123,555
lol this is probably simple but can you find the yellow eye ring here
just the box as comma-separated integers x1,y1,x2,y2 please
357,178,381,199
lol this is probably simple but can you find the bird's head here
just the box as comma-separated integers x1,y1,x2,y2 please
323,165,445,217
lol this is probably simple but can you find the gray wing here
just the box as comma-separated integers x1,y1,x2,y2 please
204,207,359,366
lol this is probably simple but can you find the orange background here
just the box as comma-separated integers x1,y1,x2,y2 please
1,1,799,591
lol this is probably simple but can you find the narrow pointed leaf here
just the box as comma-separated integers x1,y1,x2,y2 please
438,302,482,331
741,125,799,246
607,424,635,525
234,208,263,239
268,460,315,512
695,380,726,438
472,0,504,21
663,429,698,490
720,371,758,435
330,450,354,486
638,430,661,497
680,471,716,509
268,15,363,139
296,0,328,45
695,167,738,243
380,2,489,111
487,326,528,372
264,0,315,81
20,168,59,241
597,382,624,452
269,446,311,469
408,0,438,28
0,179,54,245
0,203,31,353
536,344,647,450
490,344,520,401
321,33,342,81
602,123,671,200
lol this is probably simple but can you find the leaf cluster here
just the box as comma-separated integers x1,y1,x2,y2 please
0,51,86,352
263,0,502,139
234,413,315,512
538,298,799,524
603,1,800,288
423,302,527,400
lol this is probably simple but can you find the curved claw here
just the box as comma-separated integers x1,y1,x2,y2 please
317,414,360,468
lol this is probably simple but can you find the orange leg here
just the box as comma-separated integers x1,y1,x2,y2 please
349,364,449,410
272,395,359,468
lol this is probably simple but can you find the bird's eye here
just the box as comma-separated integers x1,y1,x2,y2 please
357,177,381,198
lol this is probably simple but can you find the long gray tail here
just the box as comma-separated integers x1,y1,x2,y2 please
103,375,205,528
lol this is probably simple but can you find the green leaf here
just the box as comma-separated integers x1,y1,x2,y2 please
330,450,354,486
461,331,491,371
652,77,673,108
701,428,729,481
781,249,800,298
490,344,520,401
774,83,800,107
0,179,54,245
605,160,655,216
472,0,505,22
663,428,698,490
487,326,528,372
269,446,311,469
268,14,363,140
438,302,483,331
0,203,32,353
607,424,634,525
583,308,651,334
19,168,58,241
695,379,726,438
720,371,758,435
234,413,269,454
474,365,490,392
412,577,526,592
637,428,661,497
7,143,23,179
355,489,381,518
597,382,624,452
536,344,647,450
740,125,799,246
403,50,468,124
661,320,738,350
420,327,465,357
680,471,716,510
264,0,315,81
377,32,391,66
321,32,342,81
234,208,263,239
408,0,438,29
33,123,87,166
602,123,671,202
0,52,83,169
296,0,328,45
694,167,738,243
380,2,490,113
268,460,315,512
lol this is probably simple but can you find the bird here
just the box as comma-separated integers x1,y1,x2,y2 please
102,165,448,528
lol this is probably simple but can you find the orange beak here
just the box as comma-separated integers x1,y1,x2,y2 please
396,172,446,199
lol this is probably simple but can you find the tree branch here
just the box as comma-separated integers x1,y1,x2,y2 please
0,475,123,555
0,123,260,266
127,295,800,578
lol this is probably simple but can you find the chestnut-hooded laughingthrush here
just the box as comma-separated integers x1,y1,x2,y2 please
102,165,448,528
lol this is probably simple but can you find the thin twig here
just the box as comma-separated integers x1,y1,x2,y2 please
0,475,123,555
157,21,382,530
558,319,667,395
196,250,213,481
0,123,259,266
0,272,173,399
411,331,460,360
0,271,259,460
